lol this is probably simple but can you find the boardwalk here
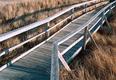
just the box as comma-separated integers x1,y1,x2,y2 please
0,1,115,80
0,9,100,80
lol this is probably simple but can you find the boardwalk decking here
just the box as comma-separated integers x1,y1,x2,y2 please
0,9,102,80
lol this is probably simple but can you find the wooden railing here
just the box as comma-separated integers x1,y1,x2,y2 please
51,1,116,80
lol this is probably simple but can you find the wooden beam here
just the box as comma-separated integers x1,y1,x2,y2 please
58,51,71,71
83,27,88,50
87,29,99,50
104,15,112,29
51,44,59,80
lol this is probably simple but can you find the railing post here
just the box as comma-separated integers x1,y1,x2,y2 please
45,22,50,38
95,0,97,9
104,13,111,29
51,43,59,80
71,8,75,20
83,27,88,50
102,12,105,24
84,4,87,13
47,22,50,37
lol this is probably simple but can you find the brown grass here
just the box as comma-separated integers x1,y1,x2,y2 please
0,0,104,34
0,0,83,24
60,8,116,80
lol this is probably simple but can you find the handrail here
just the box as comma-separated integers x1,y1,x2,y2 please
51,1,116,80
55,1,116,46
0,0,97,42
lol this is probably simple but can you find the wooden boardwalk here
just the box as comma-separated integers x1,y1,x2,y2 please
0,9,100,80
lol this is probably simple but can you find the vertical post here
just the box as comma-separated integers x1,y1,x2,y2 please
102,12,105,23
95,0,97,9
84,4,87,13
47,22,50,37
71,8,75,20
45,22,50,38
104,14,111,29
51,43,59,80
83,27,88,50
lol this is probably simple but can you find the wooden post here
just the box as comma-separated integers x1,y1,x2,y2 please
45,22,50,38
84,4,87,13
51,44,59,80
95,0,97,9
47,22,50,37
83,27,88,50
71,8,75,20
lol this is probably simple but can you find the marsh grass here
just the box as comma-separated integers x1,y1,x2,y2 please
60,8,116,80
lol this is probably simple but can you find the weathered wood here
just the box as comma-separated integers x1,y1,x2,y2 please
58,51,71,71
51,44,59,80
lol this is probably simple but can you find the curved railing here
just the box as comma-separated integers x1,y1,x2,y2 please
51,1,116,80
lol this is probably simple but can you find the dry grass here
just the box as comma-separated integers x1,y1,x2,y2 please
60,8,116,80
0,0,83,23
0,0,104,34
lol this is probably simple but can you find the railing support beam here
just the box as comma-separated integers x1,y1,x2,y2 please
83,27,88,50
47,22,50,37
71,8,75,20
58,51,71,71
87,29,99,50
104,16,111,29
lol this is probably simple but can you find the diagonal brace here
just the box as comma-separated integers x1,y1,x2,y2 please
83,27,100,51
87,29,100,50
58,51,71,71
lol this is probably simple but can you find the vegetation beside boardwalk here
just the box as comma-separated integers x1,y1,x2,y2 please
0,0,83,34
60,8,116,80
